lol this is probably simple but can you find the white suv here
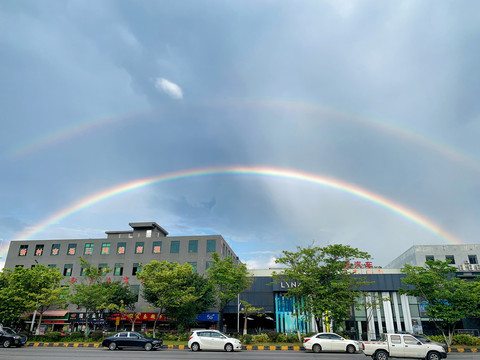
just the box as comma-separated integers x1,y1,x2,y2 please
188,330,242,352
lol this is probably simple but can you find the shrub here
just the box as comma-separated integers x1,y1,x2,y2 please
89,330,104,341
267,330,279,342
47,332,63,342
252,333,269,343
243,334,253,344
276,333,287,343
177,333,190,341
286,332,298,343
69,332,84,341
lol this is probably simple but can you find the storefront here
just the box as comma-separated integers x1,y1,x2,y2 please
68,312,106,332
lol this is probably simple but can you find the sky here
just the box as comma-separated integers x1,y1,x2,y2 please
1,0,480,270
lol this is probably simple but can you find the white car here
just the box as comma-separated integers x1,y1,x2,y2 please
188,329,242,352
303,332,361,353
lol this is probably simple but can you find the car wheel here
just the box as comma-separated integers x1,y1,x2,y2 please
312,344,322,353
376,350,389,360
2,339,11,348
144,342,153,351
225,343,234,352
347,344,356,353
427,351,441,360
108,342,117,350
191,342,200,352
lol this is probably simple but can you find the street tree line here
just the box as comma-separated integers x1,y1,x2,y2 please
0,252,250,337
1,244,479,346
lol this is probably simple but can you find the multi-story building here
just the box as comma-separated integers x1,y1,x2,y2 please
4,221,239,332
386,244,480,273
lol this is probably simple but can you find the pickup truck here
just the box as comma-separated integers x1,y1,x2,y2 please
362,333,447,360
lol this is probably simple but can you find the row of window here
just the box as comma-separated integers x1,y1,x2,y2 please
16,261,215,277
18,239,217,257
425,254,478,264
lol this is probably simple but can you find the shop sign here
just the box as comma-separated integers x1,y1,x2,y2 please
109,313,166,322
196,313,219,322
68,312,105,324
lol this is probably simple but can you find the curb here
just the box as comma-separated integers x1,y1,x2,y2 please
25,343,480,352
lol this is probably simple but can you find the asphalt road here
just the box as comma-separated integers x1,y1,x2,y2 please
0,347,477,360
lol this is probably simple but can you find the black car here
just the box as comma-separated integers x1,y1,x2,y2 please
0,328,27,348
102,331,163,351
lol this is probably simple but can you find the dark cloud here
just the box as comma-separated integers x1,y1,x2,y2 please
1,1,480,268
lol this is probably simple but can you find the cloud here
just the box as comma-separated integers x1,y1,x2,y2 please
155,78,183,99
245,255,278,270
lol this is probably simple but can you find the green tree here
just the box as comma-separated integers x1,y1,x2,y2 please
400,260,480,347
206,253,252,331
137,261,207,336
0,265,66,329
274,244,372,336
69,258,114,337
28,265,67,335
166,271,215,332
104,279,139,331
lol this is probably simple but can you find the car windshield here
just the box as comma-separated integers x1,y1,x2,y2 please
4,328,15,335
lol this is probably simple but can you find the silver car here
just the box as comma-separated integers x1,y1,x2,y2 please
188,330,242,352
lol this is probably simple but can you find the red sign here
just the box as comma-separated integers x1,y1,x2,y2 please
109,313,166,322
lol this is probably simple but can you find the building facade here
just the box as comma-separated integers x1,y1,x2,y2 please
4,222,239,332
386,244,480,273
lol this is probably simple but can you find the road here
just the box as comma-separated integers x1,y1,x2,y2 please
0,347,478,360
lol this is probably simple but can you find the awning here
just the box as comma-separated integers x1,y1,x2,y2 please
23,310,69,317
42,310,69,317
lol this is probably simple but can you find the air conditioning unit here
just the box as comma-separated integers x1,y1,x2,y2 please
468,264,475,271
458,264,465,271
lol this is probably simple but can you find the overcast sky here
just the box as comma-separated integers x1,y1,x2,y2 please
1,0,480,270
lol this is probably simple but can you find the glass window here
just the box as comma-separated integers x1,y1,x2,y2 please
64,264,73,276
206,261,214,270
84,243,94,255
101,243,110,255
80,265,87,276
188,240,198,253
51,244,60,256
391,335,401,344
445,255,455,264
130,285,140,301
34,244,44,256
99,263,108,273
132,263,142,276
15,265,24,268
114,263,124,276
404,336,419,345
152,241,162,254
170,241,180,253
146,230,152,238
18,245,28,256
135,242,144,254
188,262,197,272
67,243,77,255
48,264,56,269
207,239,216,252
117,242,126,255
468,255,478,264
425,255,434,261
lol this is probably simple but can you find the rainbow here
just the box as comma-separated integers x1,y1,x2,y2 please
13,166,462,245
6,99,480,176
6,110,148,159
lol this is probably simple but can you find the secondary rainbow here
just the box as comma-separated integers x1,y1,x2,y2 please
7,99,480,176
13,166,462,245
